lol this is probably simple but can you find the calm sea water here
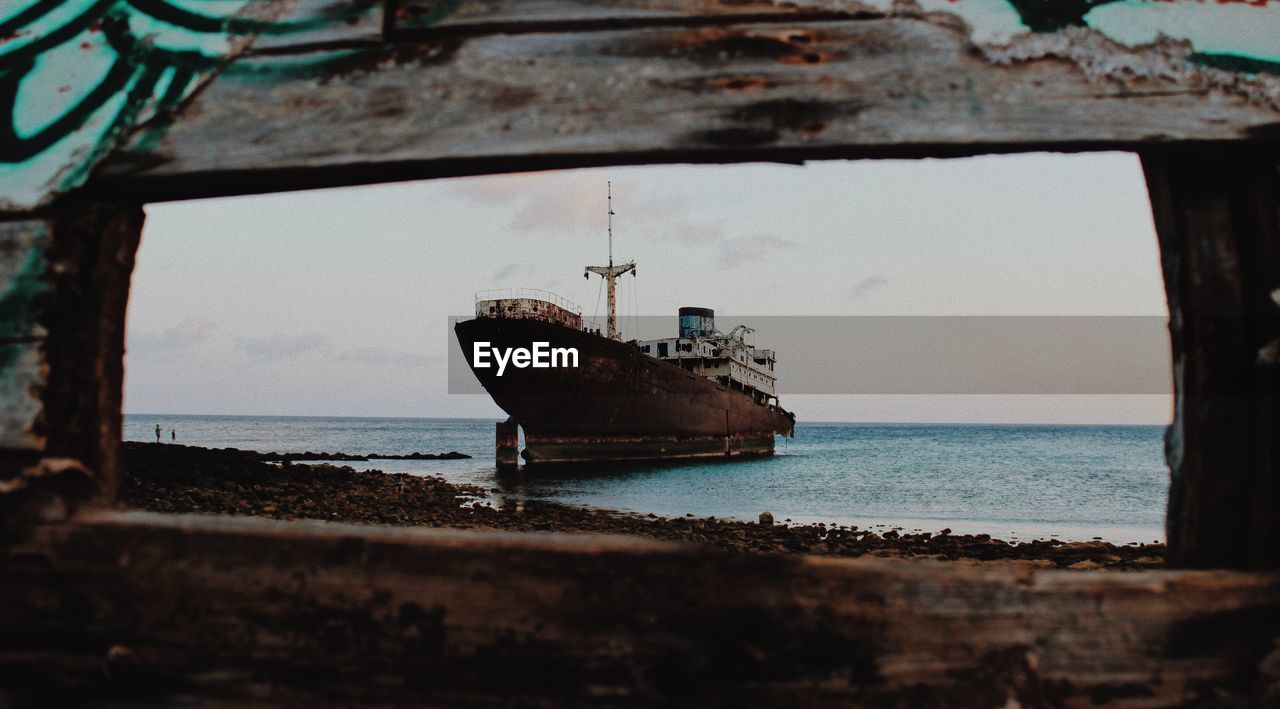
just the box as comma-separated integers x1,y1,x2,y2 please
124,415,1168,544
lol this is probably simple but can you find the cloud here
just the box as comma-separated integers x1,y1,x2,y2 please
127,317,218,355
849,275,888,300
450,172,551,202
451,172,603,234
160,317,217,348
660,221,798,269
510,184,604,234
236,333,330,361
718,234,797,270
671,222,728,246
338,347,436,368
451,172,690,236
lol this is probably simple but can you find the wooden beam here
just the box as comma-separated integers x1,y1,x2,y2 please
390,0,869,35
94,17,1280,203
2,510,1280,704
1144,150,1280,569
32,203,143,502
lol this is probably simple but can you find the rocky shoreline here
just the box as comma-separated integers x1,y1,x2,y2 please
263,450,471,462
121,442,1165,570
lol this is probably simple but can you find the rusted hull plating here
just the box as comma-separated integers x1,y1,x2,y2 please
455,318,794,465
523,432,776,464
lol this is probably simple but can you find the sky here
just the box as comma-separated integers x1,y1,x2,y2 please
124,151,1172,424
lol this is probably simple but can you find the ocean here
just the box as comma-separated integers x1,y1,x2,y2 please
124,415,1168,544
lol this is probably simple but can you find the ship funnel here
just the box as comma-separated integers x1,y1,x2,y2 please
678,307,715,339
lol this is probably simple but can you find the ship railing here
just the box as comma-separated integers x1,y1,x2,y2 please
475,288,583,316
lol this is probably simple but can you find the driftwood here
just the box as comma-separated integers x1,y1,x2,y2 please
2,510,1280,706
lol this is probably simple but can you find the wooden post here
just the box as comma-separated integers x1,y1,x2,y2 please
35,203,144,502
1143,152,1280,569
496,418,519,471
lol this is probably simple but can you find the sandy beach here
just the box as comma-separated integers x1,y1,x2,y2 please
122,442,1165,570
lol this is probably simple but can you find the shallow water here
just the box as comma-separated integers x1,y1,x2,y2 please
125,415,1168,544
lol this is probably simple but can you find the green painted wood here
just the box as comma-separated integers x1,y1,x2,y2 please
0,0,291,210
0,220,48,453
0,342,43,453
0,220,47,341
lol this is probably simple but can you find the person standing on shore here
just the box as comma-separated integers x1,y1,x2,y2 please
171,428,176,442
155,424,162,443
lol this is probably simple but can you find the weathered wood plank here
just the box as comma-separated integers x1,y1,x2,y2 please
0,221,47,342
393,0,871,33
388,0,1280,62
0,221,48,455
7,0,1279,208
249,0,387,51
2,510,1279,705
34,204,142,499
0,343,43,457
1143,152,1280,570
97,18,1280,203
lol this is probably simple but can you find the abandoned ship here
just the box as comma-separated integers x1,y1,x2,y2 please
454,185,795,468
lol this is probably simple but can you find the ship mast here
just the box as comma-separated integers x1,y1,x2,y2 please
585,181,636,340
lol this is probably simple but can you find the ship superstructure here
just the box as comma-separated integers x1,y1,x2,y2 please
636,308,780,408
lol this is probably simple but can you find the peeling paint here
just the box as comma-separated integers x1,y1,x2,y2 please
981,26,1280,111
916,0,1031,43
1084,1,1280,63
907,0,1280,58
904,0,1280,102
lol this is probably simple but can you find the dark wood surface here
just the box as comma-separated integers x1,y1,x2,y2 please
0,220,48,460
3,510,1280,705
1144,152,1280,569
391,0,870,33
34,204,143,501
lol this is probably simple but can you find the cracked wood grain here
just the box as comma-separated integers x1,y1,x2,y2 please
94,17,1280,204
3,510,1280,704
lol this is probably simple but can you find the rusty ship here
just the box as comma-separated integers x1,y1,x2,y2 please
454,184,794,468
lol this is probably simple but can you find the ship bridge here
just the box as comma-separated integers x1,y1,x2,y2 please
636,308,780,407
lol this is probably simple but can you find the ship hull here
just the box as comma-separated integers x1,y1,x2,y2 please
454,317,794,465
